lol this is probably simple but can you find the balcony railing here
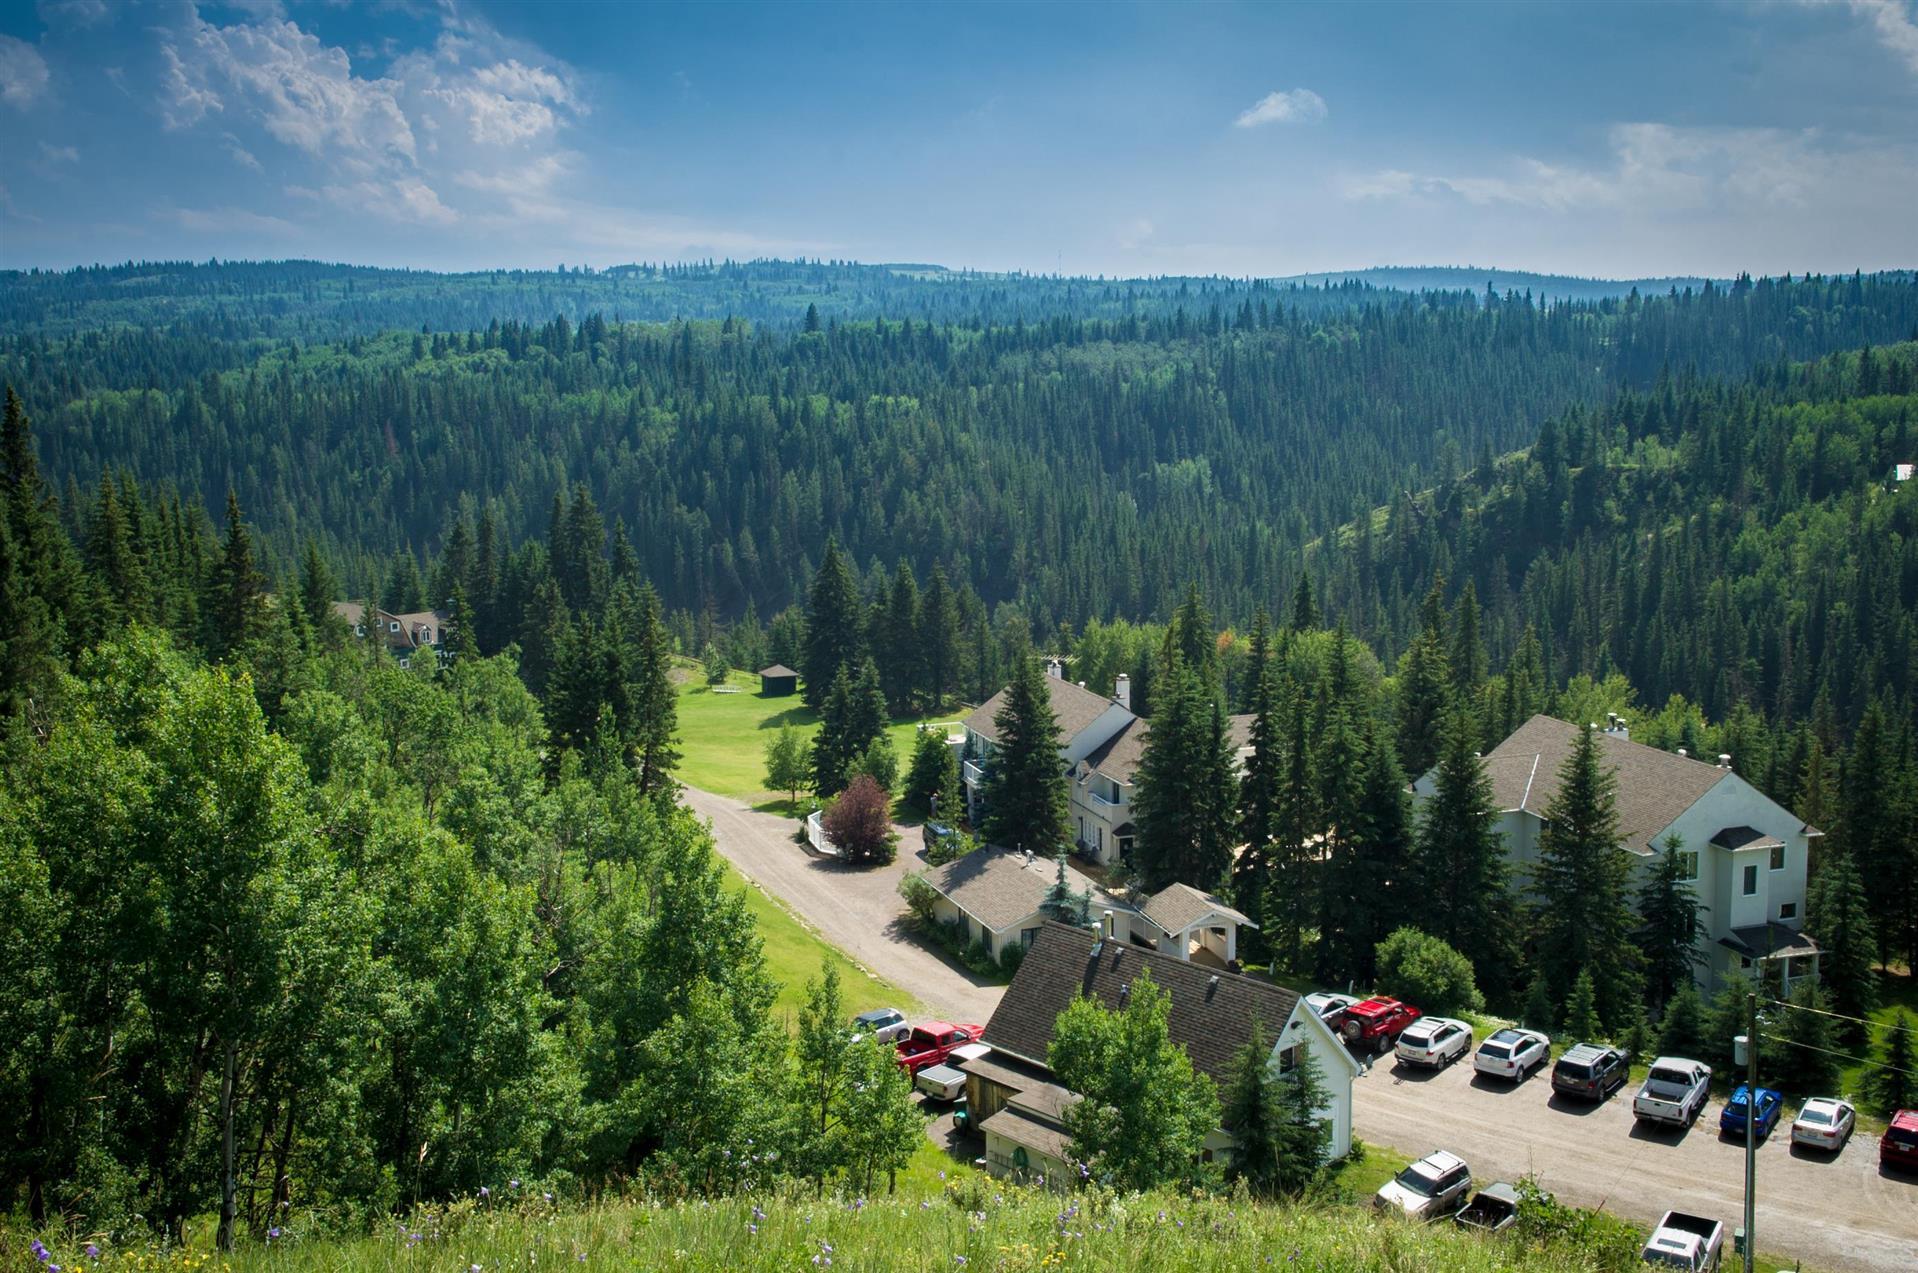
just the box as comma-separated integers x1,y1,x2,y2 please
1088,789,1122,809
964,760,990,787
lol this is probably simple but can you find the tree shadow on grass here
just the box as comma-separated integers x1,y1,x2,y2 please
756,705,820,731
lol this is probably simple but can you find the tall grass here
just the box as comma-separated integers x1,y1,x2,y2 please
9,1178,1650,1273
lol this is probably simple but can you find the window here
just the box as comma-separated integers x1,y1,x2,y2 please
1769,844,1786,872
1778,902,1797,920
1676,849,1699,881
1742,864,1758,896
1020,927,1040,948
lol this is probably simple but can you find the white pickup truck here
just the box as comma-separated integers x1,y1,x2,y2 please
1640,1211,1725,1271
1632,1057,1712,1128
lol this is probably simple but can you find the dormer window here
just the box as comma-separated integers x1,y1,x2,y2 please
420,627,433,643
389,620,401,633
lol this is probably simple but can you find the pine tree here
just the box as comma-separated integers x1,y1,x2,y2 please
1311,694,1367,984
1522,971,1555,1034
296,539,346,649
1413,706,1517,999
1233,612,1283,931
1324,721,1414,986
875,561,921,713
1288,573,1317,632
1266,679,1317,971
1637,834,1702,1010
1774,981,1838,1092
980,643,1069,856
83,473,149,628
1808,845,1878,1044
802,538,865,710
1533,723,1643,1027
626,583,681,798
206,491,267,661
812,656,888,797
1041,853,1091,926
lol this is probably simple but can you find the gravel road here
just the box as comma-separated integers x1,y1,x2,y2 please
1351,1049,1918,1273
681,783,1008,1025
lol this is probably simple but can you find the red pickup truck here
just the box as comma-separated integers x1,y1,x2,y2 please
896,1022,985,1073
1340,997,1422,1053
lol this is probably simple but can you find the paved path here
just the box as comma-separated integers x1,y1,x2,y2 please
681,784,1007,1025
1351,1051,1917,1273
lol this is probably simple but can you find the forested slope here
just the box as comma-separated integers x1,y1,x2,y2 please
5,269,1913,636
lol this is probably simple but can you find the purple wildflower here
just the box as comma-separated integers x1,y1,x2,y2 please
85,1247,100,1260
267,1227,282,1240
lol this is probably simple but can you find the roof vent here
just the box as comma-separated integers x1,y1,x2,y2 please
1718,754,1732,769
1118,983,1131,1004
1677,748,1687,758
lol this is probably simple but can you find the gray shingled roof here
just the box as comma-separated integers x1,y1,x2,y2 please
1140,882,1255,936
921,850,1114,932
963,675,1119,747
978,1103,1074,1166
1082,712,1258,786
1481,715,1734,854
757,664,798,678
982,922,1302,1085
1722,923,1821,960
1710,826,1783,851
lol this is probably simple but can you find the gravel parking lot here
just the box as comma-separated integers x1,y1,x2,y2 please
1351,1047,1918,1273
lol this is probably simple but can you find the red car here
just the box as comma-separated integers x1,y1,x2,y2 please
895,1022,984,1073
1340,997,1422,1053
1882,1109,1918,1171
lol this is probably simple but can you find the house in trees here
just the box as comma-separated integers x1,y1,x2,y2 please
958,921,1359,1182
757,663,798,696
333,601,451,668
917,848,1256,964
961,663,1253,867
1413,714,1820,993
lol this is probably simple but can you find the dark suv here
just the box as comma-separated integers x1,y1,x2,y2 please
1551,1043,1628,1102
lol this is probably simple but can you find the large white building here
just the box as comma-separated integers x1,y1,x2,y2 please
1413,714,1820,994
960,664,1251,868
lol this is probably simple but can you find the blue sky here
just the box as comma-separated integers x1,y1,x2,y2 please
2,0,1915,278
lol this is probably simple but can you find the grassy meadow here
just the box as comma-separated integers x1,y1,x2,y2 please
675,665,967,811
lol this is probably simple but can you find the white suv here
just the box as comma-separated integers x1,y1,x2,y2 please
1374,1150,1472,1219
1473,1027,1550,1081
1395,1017,1473,1068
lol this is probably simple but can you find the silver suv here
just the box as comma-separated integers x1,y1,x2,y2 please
1374,1150,1472,1220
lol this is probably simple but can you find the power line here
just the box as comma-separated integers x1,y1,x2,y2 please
1757,1031,1918,1081
1761,997,1916,1035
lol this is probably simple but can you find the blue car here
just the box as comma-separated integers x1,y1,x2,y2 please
1719,1084,1785,1139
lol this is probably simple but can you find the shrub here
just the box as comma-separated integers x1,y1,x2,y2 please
824,774,897,864
998,942,1027,976
925,827,979,866
1373,927,1484,1016
898,871,940,924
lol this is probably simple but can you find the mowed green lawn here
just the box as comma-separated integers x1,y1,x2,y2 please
719,855,920,1021
675,664,967,812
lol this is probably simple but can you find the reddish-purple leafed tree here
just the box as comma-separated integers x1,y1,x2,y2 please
825,774,897,863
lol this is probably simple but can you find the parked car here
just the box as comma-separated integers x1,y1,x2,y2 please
1717,1084,1784,1140
1640,1210,1725,1271
1551,1043,1629,1102
1395,1017,1473,1068
1879,1108,1918,1170
1341,997,1422,1053
1304,991,1360,1025
1472,1027,1550,1082
850,1006,910,1045
1372,1149,1472,1220
914,1063,969,1103
895,1021,985,1073
1632,1058,1713,1128
1452,1181,1520,1234
1789,1097,1855,1151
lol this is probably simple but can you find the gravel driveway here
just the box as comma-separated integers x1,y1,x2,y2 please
1351,1048,1918,1273
681,784,1007,1025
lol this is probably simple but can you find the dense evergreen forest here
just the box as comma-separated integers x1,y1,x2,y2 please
4,267,1914,639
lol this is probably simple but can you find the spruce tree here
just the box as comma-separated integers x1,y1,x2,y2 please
980,643,1069,856
1288,573,1317,632
206,491,267,661
813,656,887,797
1774,981,1838,1092
625,582,681,798
1637,834,1702,1010
1808,845,1877,1044
801,538,865,710
918,564,959,710
875,561,921,713
1864,1011,1915,1116
1657,982,1707,1058
1327,721,1415,985
1562,968,1604,1043
1311,695,1368,984
1394,583,1452,778
1533,723,1643,1027
1233,612,1283,931
1133,655,1237,891
1267,678,1317,972
1414,705,1516,1000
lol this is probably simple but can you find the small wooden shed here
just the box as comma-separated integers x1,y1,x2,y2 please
757,664,799,697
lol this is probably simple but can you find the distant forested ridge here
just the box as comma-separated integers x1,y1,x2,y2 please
4,265,1913,645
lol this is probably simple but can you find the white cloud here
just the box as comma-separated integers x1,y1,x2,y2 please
38,141,78,163
1234,88,1326,128
168,204,300,235
1845,0,1918,75
38,0,110,29
160,42,221,128
221,132,264,173
0,34,51,108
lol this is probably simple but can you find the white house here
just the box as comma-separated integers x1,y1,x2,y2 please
916,848,1255,964
1413,713,1821,993
960,922,1360,1185
961,664,1253,868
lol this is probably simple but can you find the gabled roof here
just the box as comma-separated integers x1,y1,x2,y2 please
1140,882,1256,936
920,850,1122,933
981,922,1302,1085
1710,826,1784,852
963,675,1122,748
757,664,798,678
1082,712,1258,786
1480,715,1734,854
